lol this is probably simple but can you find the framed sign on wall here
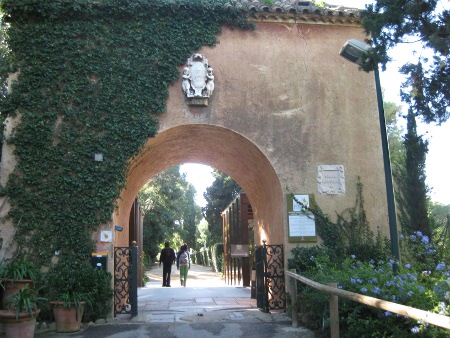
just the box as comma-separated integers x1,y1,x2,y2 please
286,194,317,243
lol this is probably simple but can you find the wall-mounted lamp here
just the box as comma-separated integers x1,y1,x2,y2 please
114,225,123,232
340,39,400,262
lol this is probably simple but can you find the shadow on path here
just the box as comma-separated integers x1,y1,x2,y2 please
33,263,316,337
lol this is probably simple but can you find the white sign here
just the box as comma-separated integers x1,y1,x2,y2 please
288,214,316,237
100,231,112,243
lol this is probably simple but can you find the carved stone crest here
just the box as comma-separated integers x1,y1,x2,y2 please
182,54,214,105
317,165,346,195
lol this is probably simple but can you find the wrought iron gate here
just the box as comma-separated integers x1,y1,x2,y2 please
255,241,286,312
114,246,138,317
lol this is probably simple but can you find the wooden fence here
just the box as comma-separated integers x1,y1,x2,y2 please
286,269,450,338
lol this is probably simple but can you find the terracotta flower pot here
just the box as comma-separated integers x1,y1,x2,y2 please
50,301,86,333
0,309,39,338
1,279,33,308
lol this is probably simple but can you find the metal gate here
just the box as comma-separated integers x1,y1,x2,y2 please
255,241,286,312
114,246,138,317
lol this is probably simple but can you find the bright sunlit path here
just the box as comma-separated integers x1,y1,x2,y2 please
180,163,215,207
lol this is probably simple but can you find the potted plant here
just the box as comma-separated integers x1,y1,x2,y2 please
0,287,46,338
50,290,90,333
47,263,94,333
0,258,39,308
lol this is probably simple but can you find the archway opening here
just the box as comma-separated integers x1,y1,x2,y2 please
114,124,284,249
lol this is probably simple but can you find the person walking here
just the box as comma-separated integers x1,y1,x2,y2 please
159,241,176,287
177,243,190,287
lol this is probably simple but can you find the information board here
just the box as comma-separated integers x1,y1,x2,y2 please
286,194,317,243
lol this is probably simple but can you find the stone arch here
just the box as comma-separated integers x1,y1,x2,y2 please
114,124,284,247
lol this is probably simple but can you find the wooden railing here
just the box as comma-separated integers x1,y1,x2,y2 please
286,269,450,338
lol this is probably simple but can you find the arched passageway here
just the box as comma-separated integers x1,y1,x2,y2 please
114,124,284,247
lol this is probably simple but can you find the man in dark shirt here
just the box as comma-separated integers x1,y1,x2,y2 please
159,241,176,287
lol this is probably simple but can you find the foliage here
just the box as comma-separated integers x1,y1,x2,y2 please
2,287,46,320
196,218,210,249
203,170,242,245
289,205,450,336
139,166,202,262
397,108,431,237
211,243,223,272
361,1,450,124
432,203,450,263
385,99,406,172
0,257,39,281
0,0,251,275
290,243,450,337
46,262,112,321
400,230,438,276
292,179,391,263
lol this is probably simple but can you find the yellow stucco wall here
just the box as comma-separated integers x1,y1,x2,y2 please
115,21,390,258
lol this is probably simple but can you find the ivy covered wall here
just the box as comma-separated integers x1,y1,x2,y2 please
0,0,251,268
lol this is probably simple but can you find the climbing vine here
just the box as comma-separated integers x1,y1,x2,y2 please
0,0,252,267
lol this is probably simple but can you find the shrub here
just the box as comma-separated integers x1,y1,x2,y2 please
211,243,224,272
289,244,450,337
46,262,113,322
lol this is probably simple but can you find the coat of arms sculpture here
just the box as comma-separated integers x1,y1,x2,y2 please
182,54,214,106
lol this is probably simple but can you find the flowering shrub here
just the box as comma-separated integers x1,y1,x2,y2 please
289,231,450,337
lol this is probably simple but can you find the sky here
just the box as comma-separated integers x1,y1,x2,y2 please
181,0,450,207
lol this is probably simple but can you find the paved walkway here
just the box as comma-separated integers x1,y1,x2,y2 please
31,264,316,337
134,262,258,323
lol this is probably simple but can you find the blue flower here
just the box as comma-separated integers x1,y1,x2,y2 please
427,248,437,254
350,254,356,259
356,278,363,284
421,236,429,244
373,287,380,295
350,278,356,284
405,263,411,269
411,326,420,334
407,291,414,297
384,311,391,317
361,287,368,293
436,262,446,271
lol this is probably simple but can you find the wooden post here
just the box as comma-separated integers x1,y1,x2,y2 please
328,282,339,338
290,269,298,327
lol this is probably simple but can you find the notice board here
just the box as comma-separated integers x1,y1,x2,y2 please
287,194,317,243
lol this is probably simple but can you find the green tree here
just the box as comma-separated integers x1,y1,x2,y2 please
430,203,450,263
361,1,450,124
385,99,431,238
398,109,430,237
202,170,242,245
138,166,201,261
196,218,210,249
385,100,406,171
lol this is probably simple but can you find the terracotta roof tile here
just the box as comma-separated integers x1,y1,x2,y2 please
234,0,363,25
